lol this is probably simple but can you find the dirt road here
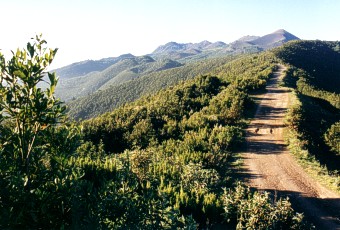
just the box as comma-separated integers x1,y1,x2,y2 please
241,65,340,229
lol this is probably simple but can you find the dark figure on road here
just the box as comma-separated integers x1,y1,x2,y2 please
270,128,273,134
255,128,259,133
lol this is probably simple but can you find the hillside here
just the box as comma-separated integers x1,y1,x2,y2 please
55,56,182,101
235,35,260,42
53,53,135,79
274,40,340,94
66,55,240,120
99,58,182,90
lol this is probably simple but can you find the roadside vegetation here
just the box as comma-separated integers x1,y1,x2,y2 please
276,41,340,193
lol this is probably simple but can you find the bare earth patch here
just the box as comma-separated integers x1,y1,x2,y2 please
241,65,340,229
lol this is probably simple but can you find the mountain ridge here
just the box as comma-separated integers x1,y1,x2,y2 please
150,29,299,61
54,29,299,80
53,29,300,104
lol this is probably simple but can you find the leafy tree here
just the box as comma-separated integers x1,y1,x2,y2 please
0,35,81,228
0,34,63,189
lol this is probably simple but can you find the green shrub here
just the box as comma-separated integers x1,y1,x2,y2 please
222,183,307,229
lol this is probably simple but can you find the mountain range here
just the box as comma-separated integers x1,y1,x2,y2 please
149,29,299,61
53,29,299,104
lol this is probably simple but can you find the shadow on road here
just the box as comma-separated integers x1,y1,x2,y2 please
236,165,340,229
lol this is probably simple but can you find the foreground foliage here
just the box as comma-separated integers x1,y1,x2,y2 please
0,38,306,229
0,36,81,227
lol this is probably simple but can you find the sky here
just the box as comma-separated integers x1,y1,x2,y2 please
1,0,339,69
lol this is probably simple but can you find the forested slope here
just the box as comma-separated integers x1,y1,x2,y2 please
67,55,240,120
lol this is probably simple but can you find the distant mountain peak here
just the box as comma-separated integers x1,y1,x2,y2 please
198,40,212,46
118,53,135,58
274,29,288,34
55,29,300,80
234,35,260,43
271,29,299,40
249,29,300,49
152,40,216,54
152,42,186,54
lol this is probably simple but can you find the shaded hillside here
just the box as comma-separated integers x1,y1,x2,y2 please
151,40,235,61
275,40,340,178
274,40,340,94
229,35,260,51
56,56,182,101
152,40,215,54
151,41,215,61
235,35,260,42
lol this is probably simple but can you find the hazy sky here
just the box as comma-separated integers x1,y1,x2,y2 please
1,0,339,69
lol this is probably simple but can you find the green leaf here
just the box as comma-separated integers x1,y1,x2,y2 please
48,72,57,85
13,70,26,80
48,72,58,94
27,42,35,57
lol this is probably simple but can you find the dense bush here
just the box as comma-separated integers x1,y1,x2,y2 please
222,184,306,229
